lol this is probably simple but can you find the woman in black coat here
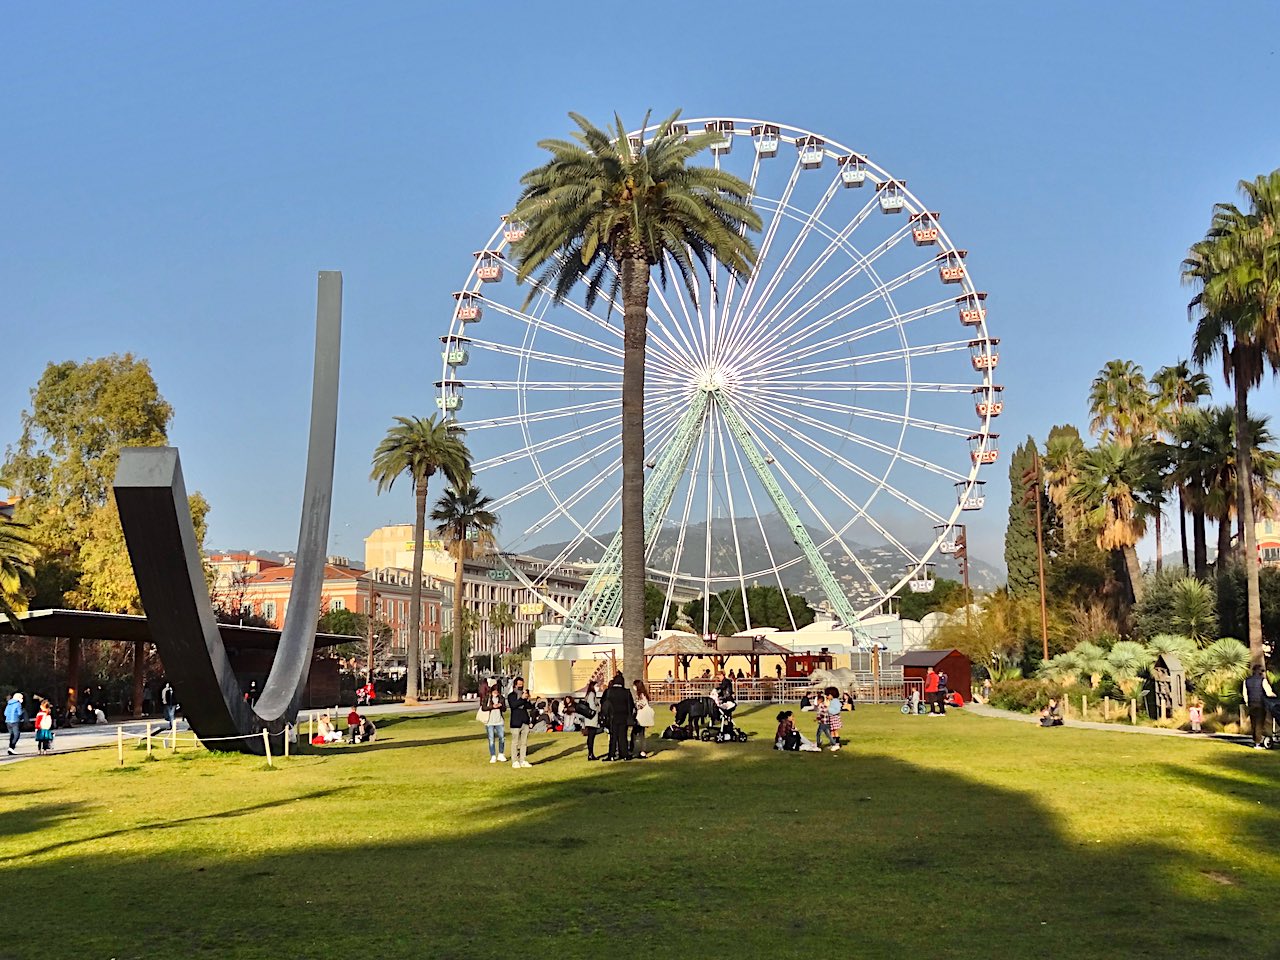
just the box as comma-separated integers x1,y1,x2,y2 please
600,673,635,761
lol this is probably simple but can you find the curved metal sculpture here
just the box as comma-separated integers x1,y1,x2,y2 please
114,271,342,753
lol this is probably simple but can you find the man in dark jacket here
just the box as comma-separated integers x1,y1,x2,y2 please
508,677,534,768
601,673,635,761
1242,664,1276,750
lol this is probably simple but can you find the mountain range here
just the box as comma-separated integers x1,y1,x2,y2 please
527,512,1001,606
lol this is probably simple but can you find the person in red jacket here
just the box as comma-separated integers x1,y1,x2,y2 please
924,667,943,715
347,707,362,742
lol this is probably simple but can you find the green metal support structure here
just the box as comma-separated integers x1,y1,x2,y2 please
715,392,869,638
558,389,710,635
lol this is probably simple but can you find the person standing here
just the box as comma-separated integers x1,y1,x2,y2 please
938,670,950,714
5,692,24,755
601,673,634,762
508,677,533,768
582,680,601,761
1242,665,1276,750
826,687,843,752
981,677,993,703
34,700,54,754
1188,699,1204,734
813,692,832,749
160,681,176,726
630,680,654,760
924,667,941,715
482,687,507,763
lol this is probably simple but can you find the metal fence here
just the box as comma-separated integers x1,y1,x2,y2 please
646,678,922,705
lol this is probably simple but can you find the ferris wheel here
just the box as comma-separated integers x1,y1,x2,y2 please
436,117,1001,643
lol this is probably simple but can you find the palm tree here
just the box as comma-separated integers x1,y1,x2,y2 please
0,517,36,621
1184,169,1280,668
1069,442,1157,604
1088,360,1155,446
370,415,471,701
1172,407,1221,578
431,483,498,701
1152,362,1211,571
510,111,761,684
1044,428,1086,544
1169,577,1218,647
491,601,515,654
1107,640,1152,698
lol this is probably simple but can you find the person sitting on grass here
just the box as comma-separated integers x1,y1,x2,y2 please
1039,698,1063,728
359,715,376,743
775,710,801,751
313,714,342,744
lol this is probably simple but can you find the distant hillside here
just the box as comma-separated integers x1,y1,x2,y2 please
528,512,1000,606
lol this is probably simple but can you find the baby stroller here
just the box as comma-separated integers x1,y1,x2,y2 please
700,698,748,743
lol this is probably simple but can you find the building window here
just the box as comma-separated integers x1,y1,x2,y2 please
429,606,437,625
330,598,344,612
241,602,253,617
264,601,277,621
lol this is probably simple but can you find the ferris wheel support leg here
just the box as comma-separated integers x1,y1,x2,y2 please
715,392,870,644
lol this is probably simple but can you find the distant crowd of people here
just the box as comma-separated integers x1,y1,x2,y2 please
475,673,656,766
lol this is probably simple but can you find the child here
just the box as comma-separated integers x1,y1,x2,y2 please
774,710,801,751
34,699,54,754
814,693,832,749
826,687,844,752
1189,700,1204,734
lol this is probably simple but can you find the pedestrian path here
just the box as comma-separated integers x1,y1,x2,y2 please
966,701,1252,746
1,700,471,767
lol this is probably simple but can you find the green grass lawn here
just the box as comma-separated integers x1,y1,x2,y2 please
2,704,1278,959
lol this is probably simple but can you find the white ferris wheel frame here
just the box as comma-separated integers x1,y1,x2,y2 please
437,117,999,626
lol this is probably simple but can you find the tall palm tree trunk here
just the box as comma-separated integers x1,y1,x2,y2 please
1217,514,1233,569
406,478,427,702
450,545,465,700
1179,491,1189,572
1154,501,1163,573
1233,362,1265,667
1193,507,1208,579
620,256,649,685
1121,545,1145,604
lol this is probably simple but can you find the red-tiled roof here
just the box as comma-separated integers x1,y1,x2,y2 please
249,564,362,583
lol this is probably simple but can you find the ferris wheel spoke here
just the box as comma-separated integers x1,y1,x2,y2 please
475,297,624,361
713,148,766,342
722,191,884,360
466,337,621,377
732,399,925,567
511,403,688,548
719,172,844,362
489,398,686,521
701,403,717,635
655,252,708,363
724,403,893,594
712,398,753,631
587,262,690,371
751,295,958,374
743,252,943,370
463,398,620,432
762,339,973,381
471,411,621,471
751,387,974,441
718,157,803,363
723,421,799,630
737,395,948,523
754,396,968,483
763,380,975,393
659,411,708,631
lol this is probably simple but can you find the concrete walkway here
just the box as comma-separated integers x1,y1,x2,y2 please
0,700,472,767
966,701,1256,746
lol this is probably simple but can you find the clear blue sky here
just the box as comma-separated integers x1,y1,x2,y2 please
3,2,1278,574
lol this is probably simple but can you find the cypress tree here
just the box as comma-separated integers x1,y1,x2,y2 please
1005,436,1042,598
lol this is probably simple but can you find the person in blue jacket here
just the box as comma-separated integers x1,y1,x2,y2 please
5,692,25,755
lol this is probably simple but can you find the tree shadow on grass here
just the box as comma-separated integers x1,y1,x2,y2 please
6,736,1278,960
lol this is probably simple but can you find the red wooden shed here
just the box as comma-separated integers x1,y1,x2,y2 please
892,649,972,699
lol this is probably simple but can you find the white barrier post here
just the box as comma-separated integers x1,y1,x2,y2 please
171,718,178,752
117,725,124,766
262,729,273,767
284,725,291,759
146,723,153,759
